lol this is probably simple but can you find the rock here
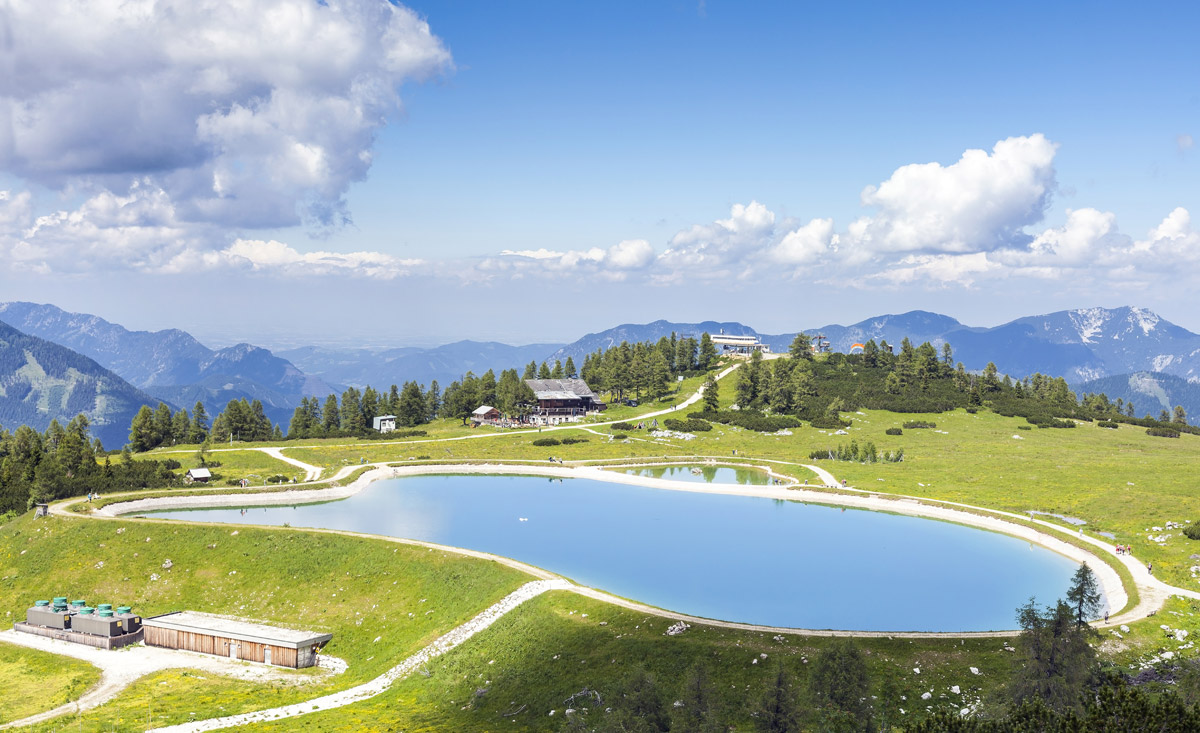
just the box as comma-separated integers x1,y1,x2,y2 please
752,658,758,664
1178,630,1189,640
921,692,932,700
913,667,920,674
116,528,125,534
94,561,105,569
150,573,160,581
1121,625,1131,633
951,685,960,694
970,667,980,675
162,559,173,569
666,621,690,636
1164,651,1176,660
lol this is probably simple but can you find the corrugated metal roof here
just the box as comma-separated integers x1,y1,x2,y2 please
524,378,596,400
473,405,498,415
143,611,332,649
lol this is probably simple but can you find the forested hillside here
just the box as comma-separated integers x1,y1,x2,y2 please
0,320,162,448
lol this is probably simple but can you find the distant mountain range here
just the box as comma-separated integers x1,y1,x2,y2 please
3,302,1198,445
0,320,160,448
278,341,564,390
549,307,1200,387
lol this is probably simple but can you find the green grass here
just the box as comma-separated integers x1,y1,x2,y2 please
0,641,101,724
0,512,530,728
241,591,1016,732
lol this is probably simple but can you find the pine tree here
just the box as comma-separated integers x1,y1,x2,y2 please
754,665,799,733
538,361,552,379
1065,563,1102,628
702,374,720,411
789,332,813,360
190,401,210,444
698,332,718,370
808,639,872,730
426,380,441,420
128,405,156,452
321,394,340,434
564,356,577,378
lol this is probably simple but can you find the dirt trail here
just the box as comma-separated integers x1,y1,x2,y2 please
0,630,338,729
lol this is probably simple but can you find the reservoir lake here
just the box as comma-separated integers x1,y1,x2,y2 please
147,474,1087,632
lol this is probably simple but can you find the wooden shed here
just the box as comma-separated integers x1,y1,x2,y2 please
142,611,332,668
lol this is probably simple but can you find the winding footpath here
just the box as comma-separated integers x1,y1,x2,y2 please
148,580,570,733
25,362,1200,729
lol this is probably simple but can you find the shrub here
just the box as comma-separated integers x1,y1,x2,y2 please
663,418,712,433
903,420,936,429
1147,427,1181,438
611,433,628,440
1027,416,1075,429
885,427,903,436
559,437,588,445
531,437,561,447
1184,522,1200,540
266,474,289,483
162,458,182,470
1017,425,1032,431
689,410,803,433
612,422,636,431
1097,421,1119,429
809,415,853,430
965,407,978,414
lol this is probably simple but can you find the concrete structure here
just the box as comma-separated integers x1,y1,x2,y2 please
524,378,604,424
16,599,144,649
711,333,770,355
142,611,332,668
184,468,212,484
372,415,397,433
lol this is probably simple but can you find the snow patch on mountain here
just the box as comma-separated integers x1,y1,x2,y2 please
1130,307,1160,335
1069,308,1110,344
1152,354,1177,371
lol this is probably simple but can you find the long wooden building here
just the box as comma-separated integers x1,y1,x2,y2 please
142,611,332,668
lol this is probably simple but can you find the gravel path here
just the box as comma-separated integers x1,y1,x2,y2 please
258,447,322,481
148,580,570,732
0,631,339,729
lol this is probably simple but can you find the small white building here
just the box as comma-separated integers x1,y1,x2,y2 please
373,415,397,433
184,468,212,484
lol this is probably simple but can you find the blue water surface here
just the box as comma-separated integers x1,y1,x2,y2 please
618,465,771,485
147,474,1084,632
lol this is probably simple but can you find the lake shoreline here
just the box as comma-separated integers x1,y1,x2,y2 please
103,461,1129,621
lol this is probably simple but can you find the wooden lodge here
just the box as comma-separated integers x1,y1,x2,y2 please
142,611,332,668
184,468,212,484
523,378,604,424
472,405,501,423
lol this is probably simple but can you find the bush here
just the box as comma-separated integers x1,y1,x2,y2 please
162,458,182,470
689,410,803,433
809,415,852,430
663,418,712,433
1147,427,1181,438
611,433,628,440
1184,522,1200,540
903,420,936,429
965,407,978,414
1027,416,1076,429
885,427,903,436
612,422,636,431
1097,420,1119,429
559,437,588,445
531,437,560,447
1017,425,1032,431
266,474,289,483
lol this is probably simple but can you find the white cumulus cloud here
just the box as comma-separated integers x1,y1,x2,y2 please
1,0,451,229
851,134,1058,255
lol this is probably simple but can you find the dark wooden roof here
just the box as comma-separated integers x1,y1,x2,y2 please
524,378,596,401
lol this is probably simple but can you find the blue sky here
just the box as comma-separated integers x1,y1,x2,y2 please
0,1,1196,347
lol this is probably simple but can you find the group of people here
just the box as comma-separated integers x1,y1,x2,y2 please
1116,544,1133,555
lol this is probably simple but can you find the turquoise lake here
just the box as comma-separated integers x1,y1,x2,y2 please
617,465,772,485
146,474,1087,632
